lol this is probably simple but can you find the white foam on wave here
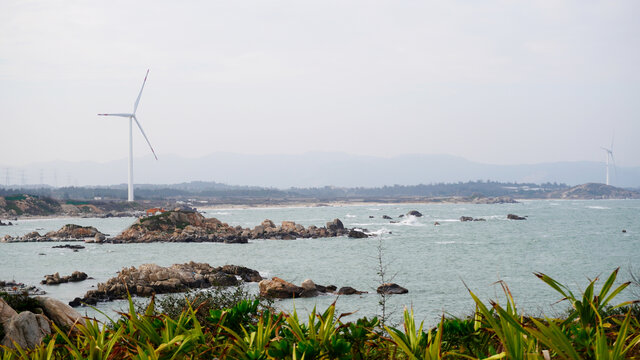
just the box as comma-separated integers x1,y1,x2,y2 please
435,219,460,223
350,223,375,227
395,216,425,227
587,206,611,210
367,228,391,236
345,214,357,218
209,211,231,215
436,241,455,245
367,208,381,211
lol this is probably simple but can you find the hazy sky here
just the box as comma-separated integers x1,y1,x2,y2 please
1,0,639,168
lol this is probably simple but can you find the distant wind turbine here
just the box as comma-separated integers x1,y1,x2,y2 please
601,137,616,186
98,70,158,202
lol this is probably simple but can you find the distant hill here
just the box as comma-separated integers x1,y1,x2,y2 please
549,183,640,199
0,194,61,217
3,152,640,188
2,182,639,206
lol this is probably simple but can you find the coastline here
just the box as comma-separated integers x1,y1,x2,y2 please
8,196,521,220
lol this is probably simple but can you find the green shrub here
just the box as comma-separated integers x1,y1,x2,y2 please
135,284,272,327
0,291,41,314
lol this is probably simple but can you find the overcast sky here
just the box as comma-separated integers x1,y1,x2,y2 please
1,0,639,168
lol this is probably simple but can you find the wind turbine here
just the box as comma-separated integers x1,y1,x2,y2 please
601,137,615,186
98,70,158,202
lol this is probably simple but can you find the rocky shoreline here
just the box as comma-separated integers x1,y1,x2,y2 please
68,261,407,307
73,262,263,306
1,209,358,244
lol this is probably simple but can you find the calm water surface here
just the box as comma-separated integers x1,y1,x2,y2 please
1,200,638,325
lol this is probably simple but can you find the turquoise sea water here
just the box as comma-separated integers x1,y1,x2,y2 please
1,200,638,325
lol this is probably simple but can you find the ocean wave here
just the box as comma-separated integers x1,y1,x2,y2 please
209,211,231,215
367,228,391,236
345,214,357,218
436,241,456,244
394,216,425,226
586,206,611,210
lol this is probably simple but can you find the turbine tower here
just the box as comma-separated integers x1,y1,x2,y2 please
601,138,615,186
99,70,158,201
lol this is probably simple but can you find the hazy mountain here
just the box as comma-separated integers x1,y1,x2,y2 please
3,152,639,188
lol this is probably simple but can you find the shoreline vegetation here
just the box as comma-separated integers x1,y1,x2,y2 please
1,268,638,359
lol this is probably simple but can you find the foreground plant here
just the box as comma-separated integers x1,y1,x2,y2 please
0,268,638,359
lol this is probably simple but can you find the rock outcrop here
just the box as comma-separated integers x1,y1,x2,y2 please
41,271,88,285
507,214,526,220
1,225,106,243
35,297,85,329
259,277,306,298
348,229,369,238
377,283,409,294
407,210,423,217
52,244,85,250
258,277,364,298
0,296,83,350
0,298,18,327
1,312,51,350
75,262,262,306
110,211,350,243
0,281,46,296
460,216,486,222
2,211,354,244
337,286,367,295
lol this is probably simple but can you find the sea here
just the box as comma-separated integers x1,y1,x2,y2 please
1,199,638,326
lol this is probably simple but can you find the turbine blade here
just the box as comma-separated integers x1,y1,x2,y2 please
610,135,614,152
98,113,133,117
133,115,158,160
133,69,149,115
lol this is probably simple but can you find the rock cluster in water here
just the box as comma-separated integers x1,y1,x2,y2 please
460,216,486,222
41,271,88,285
111,210,350,243
73,262,263,306
0,210,355,244
377,283,409,294
258,277,367,298
0,280,46,296
507,214,526,220
0,224,105,243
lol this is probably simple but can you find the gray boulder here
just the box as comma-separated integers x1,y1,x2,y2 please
0,298,18,326
337,286,366,295
326,218,344,231
1,311,51,350
35,296,85,329
377,283,409,294
348,229,368,238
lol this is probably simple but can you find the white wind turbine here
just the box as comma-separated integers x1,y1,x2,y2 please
98,70,158,202
601,138,615,186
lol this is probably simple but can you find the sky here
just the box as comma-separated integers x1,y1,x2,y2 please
1,0,639,169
